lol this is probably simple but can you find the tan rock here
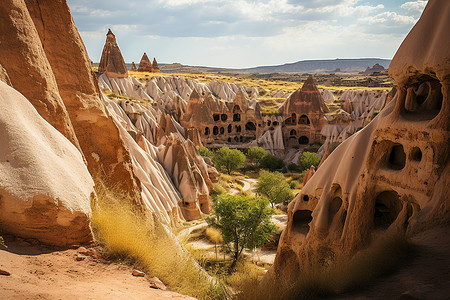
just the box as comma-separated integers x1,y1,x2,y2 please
152,58,161,73
98,29,128,78
132,269,145,277
269,0,450,283
131,62,137,72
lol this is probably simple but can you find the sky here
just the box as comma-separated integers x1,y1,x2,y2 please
67,0,428,68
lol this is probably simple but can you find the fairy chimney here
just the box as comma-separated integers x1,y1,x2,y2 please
137,53,153,72
131,62,137,71
98,29,128,78
152,58,160,73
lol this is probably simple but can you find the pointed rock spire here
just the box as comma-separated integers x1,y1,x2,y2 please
98,29,128,78
137,52,153,72
131,62,137,71
152,58,160,73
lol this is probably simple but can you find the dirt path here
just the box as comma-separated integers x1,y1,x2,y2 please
0,236,195,300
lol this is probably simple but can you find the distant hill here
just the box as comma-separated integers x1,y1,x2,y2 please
240,58,391,74
119,58,392,74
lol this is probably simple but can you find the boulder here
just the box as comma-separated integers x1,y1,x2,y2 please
0,81,94,246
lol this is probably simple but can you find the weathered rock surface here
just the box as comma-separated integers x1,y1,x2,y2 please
131,62,137,71
0,81,94,246
98,29,128,78
270,0,449,285
152,58,160,73
138,53,153,72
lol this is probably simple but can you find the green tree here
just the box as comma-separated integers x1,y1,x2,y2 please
299,151,320,171
256,170,294,207
213,147,246,175
260,154,285,171
247,147,267,166
206,195,276,271
198,146,213,158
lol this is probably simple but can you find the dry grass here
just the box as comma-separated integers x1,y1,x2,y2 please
206,227,224,244
0,236,6,248
237,232,411,300
91,178,221,299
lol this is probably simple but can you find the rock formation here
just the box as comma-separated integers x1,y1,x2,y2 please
98,29,128,78
362,63,385,74
279,75,329,147
152,58,161,73
269,0,449,284
138,53,153,72
131,62,137,71
0,81,94,246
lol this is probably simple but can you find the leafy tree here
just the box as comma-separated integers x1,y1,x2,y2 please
206,195,276,271
213,147,246,174
260,154,285,171
299,151,320,171
198,146,213,158
256,170,294,207
247,147,267,165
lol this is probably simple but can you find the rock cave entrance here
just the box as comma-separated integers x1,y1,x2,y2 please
403,76,443,120
213,114,220,122
285,113,297,125
233,113,241,122
213,126,219,135
374,191,403,229
411,147,422,162
228,124,232,133
221,114,228,122
245,122,256,131
290,129,297,136
388,144,406,170
235,125,241,133
234,136,239,142
299,115,310,125
233,105,241,113
273,121,279,126
291,210,313,236
220,127,224,134
204,127,210,135
267,120,271,126
298,136,309,145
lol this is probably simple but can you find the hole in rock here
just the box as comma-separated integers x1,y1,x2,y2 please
220,127,224,134
285,113,297,125
213,126,218,135
388,144,406,170
303,195,309,202
227,124,232,133
273,121,279,126
221,114,227,122
292,210,313,236
299,136,309,145
299,115,310,125
403,76,443,120
234,136,239,142
233,105,241,113
410,147,422,162
267,120,271,126
235,125,241,133
227,138,231,142
213,114,220,122
290,129,297,136
245,122,256,131
204,127,210,135
233,114,241,122
374,191,403,229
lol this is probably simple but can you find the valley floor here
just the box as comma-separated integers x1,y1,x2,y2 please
0,237,194,300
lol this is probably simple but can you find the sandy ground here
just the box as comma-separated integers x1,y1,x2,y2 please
0,236,195,300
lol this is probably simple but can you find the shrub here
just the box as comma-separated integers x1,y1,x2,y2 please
299,151,320,171
198,146,213,158
213,147,246,175
256,170,294,207
260,154,285,171
287,163,299,172
0,236,6,248
206,194,276,271
247,147,267,164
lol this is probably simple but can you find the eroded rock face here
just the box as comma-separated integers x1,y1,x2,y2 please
270,0,449,282
0,81,94,246
98,29,128,78
138,53,153,72
131,62,137,71
152,58,160,73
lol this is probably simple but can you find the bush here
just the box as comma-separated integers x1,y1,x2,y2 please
206,194,276,271
299,151,320,171
287,163,300,172
213,147,246,174
260,154,285,171
247,147,267,164
198,146,213,158
256,170,294,207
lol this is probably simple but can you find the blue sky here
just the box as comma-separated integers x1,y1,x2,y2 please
67,0,427,68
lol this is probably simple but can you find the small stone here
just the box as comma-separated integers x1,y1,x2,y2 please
147,276,166,290
75,254,87,261
132,269,145,277
0,269,11,276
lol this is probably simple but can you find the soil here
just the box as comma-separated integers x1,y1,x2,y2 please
0,235,195,300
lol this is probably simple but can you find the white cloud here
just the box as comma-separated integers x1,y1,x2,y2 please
401,0,427,13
